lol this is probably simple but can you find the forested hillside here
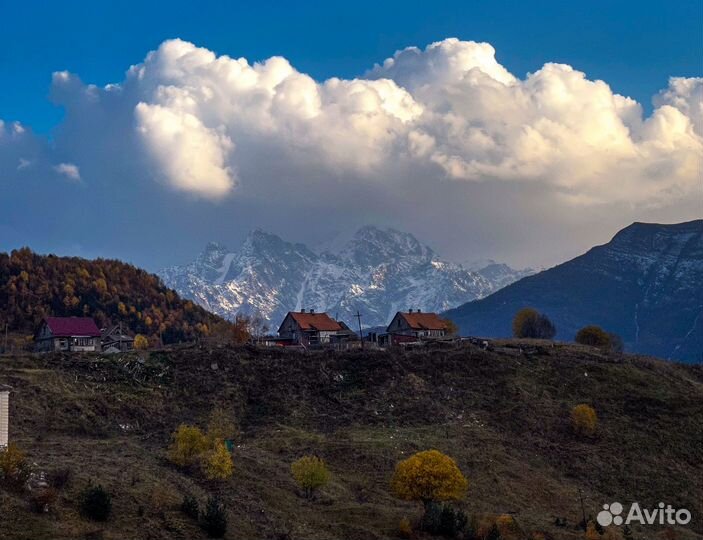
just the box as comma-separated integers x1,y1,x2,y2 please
0,248,227,344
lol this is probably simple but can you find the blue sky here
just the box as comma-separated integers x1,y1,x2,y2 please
2,0,701,133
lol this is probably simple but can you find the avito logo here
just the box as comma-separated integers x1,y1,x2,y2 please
597,502,691,527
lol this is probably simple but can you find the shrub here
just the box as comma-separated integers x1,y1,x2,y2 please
291,455,330,499
168,424,209,467
133,334,149,350
80,484,112,521
398,517,413,539
47,467,72,490
496,514,521,539
0,443,31,490
512,308,556,339
181,494,199,520
30,486,59,513
571,404,598,436
199,496,227,538
575,325,611,348
391,449,468,506
201,440,234,481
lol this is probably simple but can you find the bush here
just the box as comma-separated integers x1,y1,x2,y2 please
421,503,468,536
168,424,209,467
512,308,556,339
80,484,112,521
391,449,468,505
575,325,611,348
0,443,31,490
290,455,330,499
47,467,72,490
398,517,413,539
199,496,227,538
571,404,598,436
133,334,149,350
201,440,234,481
30,486,59,513
181,494,199,520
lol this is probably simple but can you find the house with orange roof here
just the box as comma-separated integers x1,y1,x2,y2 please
277,309,348,346
385,309,451,344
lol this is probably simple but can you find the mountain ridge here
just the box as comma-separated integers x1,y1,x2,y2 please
159,226,532,329
445,220,703,362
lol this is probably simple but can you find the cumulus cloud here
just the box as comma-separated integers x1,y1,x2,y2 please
1,38,701,268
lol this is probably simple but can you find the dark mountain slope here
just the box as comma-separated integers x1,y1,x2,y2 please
445,220,703,362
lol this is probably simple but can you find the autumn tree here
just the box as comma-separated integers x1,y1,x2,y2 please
230,315,252,344
290,455,331,499
443,318,459,336
575,325,623,353
391,450,468,511
201,440,234,481
134,334,149,350
571,404,598,437
512,308,556,339
168,425,209,467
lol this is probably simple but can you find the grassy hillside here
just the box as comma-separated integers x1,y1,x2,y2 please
1,343,702,539
0,248,227,346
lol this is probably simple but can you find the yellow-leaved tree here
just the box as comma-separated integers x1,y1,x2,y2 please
133,334,149,350
571,404,598,436
168,424,209,467
291,455,330,499
390,449,468,511
201,440,234,480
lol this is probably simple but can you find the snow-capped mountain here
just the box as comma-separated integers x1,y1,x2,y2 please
158,226,532,329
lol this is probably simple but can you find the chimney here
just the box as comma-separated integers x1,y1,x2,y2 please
310,308,315,313
417,308,421,313
300,308,306,313
408,309,413,313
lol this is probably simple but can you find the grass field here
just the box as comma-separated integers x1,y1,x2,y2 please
0,342,701,539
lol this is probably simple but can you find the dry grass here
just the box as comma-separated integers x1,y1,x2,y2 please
0,343,701,539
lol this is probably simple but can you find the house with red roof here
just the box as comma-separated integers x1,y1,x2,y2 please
35,317,102,353
385,310,452,344
277,309,347,347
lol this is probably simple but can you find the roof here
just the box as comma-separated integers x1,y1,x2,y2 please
396,311,449,331
44,317,101,337
285,311,343,332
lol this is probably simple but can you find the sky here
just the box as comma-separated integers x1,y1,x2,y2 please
0,0,701,271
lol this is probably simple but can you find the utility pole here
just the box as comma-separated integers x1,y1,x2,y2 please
355,310,364,350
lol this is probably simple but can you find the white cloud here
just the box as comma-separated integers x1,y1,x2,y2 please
53,162,81,181
72,37,697,206
1,38,701,268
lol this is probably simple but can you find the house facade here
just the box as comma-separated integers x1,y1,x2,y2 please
385,310,451,343
277,310,345,346
35,317,102,353
101,323,134,353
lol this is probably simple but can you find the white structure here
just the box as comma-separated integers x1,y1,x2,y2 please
0,385,10,448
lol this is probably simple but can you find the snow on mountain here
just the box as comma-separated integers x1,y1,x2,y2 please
159,226,531,328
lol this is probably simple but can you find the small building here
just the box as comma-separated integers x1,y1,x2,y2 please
101,323,134,353
0,385,10,448
35,317,102,353
277,309,346,346
385,310,451,344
